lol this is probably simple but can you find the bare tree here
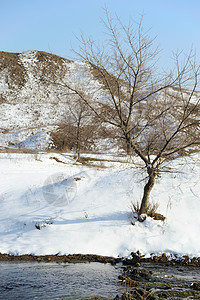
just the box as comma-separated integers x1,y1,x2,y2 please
66,95,94,160
51,95,97,159
65,11,200,220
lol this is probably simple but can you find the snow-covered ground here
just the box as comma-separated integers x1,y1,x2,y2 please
0,152,200,259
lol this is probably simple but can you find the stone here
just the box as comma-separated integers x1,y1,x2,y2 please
191,281,200,290
138,214,147,222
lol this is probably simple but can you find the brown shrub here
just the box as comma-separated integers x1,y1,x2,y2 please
131,201,165,221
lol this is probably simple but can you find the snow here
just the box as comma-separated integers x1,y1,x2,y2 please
0,152,200,259
0,52,112,149
13,132,53,150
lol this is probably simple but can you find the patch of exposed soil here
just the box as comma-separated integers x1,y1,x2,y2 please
0,253,121,264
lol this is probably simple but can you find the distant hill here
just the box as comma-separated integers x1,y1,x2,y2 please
0,50,111,151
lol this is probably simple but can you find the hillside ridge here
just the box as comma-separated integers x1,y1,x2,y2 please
0,50,107,150
0,50,199,153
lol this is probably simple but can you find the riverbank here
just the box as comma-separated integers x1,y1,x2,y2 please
1,152,200,260
118,262,200,300
1,252,200,267
0,253,120,264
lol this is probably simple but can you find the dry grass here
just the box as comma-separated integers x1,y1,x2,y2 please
0,51,26,88
77,156,107,168
131,201,165,221
36,51,71,65
120,277,153,300
0,147,40,154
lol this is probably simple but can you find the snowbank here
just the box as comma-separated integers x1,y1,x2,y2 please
0,152,200,258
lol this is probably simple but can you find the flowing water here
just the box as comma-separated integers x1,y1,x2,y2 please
0,261,200,299
0,261,122,300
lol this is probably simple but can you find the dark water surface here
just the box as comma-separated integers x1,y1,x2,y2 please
1,261,200,300
0,261,122,300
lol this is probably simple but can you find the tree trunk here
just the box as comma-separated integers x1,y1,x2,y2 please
76,139,80,160
76,146,80,160
76,119,81,160
139,168,156,217
125,132,131,155
126,140,131,155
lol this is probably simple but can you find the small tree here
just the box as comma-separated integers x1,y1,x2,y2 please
66,11,200,219
51,95,97,159
66,95,94,160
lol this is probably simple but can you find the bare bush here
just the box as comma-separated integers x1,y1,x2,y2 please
131,200,165,221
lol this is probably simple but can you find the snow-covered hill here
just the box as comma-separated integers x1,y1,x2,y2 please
0,50,108,150
1,50,199,153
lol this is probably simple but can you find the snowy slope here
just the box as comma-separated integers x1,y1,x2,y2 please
0,51,108,149
1,51,199,152
0,152,200,258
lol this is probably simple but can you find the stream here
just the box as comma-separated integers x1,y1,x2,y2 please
0,261,121,300
0,261,200,299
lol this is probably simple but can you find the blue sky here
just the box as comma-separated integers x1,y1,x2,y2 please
1,0,200,70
